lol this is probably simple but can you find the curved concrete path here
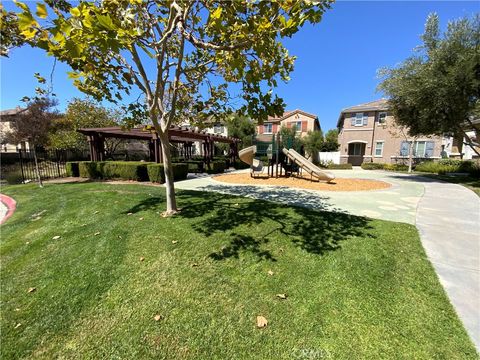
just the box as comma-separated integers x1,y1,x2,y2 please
415,178,480,350
175,169,480,350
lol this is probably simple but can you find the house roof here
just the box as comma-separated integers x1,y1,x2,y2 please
266,109,317,123
337,99,389,128
0,107,26,121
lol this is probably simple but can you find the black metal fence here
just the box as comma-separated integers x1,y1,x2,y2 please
1,149,89,184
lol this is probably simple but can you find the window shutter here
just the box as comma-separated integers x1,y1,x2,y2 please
258,125,263,134
425,141,434,157
351,115,355,126
363,114,368,126
287,122,292,128
302,121,307,132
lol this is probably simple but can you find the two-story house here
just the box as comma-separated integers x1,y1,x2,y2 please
256,109,320,141
337,99,445,165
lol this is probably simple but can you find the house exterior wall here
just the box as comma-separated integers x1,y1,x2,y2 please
256,111,318,142
338,110,444,164
0,118,30,152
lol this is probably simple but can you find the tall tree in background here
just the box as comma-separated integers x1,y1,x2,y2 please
225,115,255,150
12,0,332,215
302,129,323,164
6,97,59,187
322,128,339,151
49,98,123,157
378,13,480,157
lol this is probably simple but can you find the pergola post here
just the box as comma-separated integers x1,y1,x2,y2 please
87,136,95,161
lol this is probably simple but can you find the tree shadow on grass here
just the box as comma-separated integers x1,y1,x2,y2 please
174,189,374,261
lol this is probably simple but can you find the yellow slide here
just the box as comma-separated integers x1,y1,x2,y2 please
282,148,335,182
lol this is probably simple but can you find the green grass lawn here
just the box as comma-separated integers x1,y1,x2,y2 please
0,183,476,359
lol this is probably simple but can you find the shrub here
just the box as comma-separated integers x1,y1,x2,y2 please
79,161,104,178
361,163,385,170
384,163,409,172
206,160,226,174
233,160,250,170
102,162,150,181
415,160,479,176
147,163,189,183
327,163,352,170
66,162,80,177
4,169,23,184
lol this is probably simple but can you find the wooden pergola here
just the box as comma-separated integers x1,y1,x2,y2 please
77,125,239,164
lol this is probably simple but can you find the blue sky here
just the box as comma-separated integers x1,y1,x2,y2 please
0,1,478,131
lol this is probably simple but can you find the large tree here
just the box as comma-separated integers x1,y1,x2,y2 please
378,13,480,157
10,0,331,215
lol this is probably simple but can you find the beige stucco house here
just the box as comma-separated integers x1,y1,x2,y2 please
337,99,445,165
0,107,30,152
256,109,320,141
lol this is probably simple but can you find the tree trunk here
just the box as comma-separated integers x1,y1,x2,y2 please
408,140,413,173
32,147,43,188
158,131,178,215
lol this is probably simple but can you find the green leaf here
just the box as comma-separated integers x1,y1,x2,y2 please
14,1,29,12
97,14,115,30
36,3,47,19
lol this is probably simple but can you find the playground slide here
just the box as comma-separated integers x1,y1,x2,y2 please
282,148,335,182
239,145,263,172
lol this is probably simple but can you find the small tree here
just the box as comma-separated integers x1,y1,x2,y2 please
225,115,255,150
322,129,339,151
49,98,125,157
12,0,331,215
302,130,324,164
378,13,480,157
6,97,59,187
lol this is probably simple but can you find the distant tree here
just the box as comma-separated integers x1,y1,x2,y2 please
225,115,255,149
322,129,339,151
12,0,331,215
378,13,480,157
49,98,124,157
6,97,59,187
279,125,302,151
302,130,324,164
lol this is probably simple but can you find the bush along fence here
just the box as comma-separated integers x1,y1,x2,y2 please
361,159,479,175
68,161,192,183
1,149,89,184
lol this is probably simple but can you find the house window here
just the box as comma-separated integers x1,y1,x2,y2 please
263,123,273,134
351,113,368,126
375,142,384,157
294,121,302,132
213,124,224,134
400,141,435,157
378,112,387,124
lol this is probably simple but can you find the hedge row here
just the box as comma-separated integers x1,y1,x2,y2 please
67,161,189,183
206,160,226,174
415,160,479,176
361,162,408,171
326,163,352,170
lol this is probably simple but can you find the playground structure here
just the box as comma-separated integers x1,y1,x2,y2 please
238,133,335,182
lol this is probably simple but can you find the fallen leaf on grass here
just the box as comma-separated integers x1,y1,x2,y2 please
276,293,287,300
93,210,99,214
153,314,162,321
94,232,100,236
191,263,199,267
127,212,133,216
267,270,274,276
14,308,20,312
81,224,87,227
172,240,178,244
256,316,268,328
139,257,145,262
14,323,22,329
139,217,144,221
27,287,36,293
52,235,61,240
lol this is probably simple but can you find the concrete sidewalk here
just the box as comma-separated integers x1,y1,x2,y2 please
415,178,480,351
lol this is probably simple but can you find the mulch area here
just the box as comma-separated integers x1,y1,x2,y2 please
213,173,391,192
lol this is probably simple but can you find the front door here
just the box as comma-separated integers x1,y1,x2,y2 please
347,143,365,166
